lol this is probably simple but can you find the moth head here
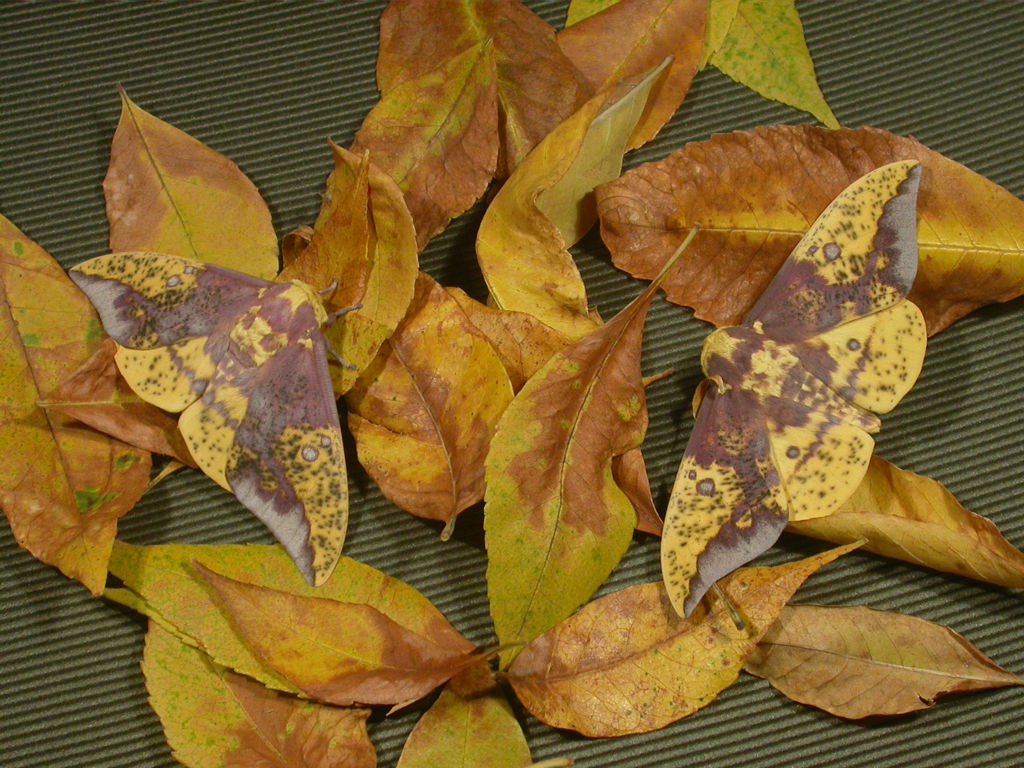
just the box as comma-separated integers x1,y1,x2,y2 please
284,279,331,327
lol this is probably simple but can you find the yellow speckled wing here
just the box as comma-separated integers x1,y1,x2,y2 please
662,162,926,617
114,336,219,413
225,341,348,586
765,402,875,522
790,298,926,414
662,386,789,617
746,162,921,340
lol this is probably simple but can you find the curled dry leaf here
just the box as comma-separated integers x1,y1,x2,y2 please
281,143,419,395
195,562,478,707
787,455,1024,588
352,40,498,250
708,0,838,128
445,286,569,391
485,248,683,660
347,273,513,535
506,544,859,736
746,604,1024,719
556,0,707,149
41,337,196,466
0,215,150,593
396,661,532,768
596,124,1024,334
376,0,589,177
277,141,370,314
107,542,472,694
142,621,376,768
104,89,278,279
477,62,665,340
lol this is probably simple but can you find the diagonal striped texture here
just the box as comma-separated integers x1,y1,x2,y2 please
2,2,1022,767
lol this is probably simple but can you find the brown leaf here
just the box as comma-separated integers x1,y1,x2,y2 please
352,40,499,249
596,124,1024,334
109,542,472,695
396,661,532,768
506,544,858,736
0,214,150,593
196,562,477,707
376,0,589,177
787,455,1024,588
104,89,278,279
556,0,707,149
445,286,569,391
42,338,196,466
613,448,662,536
347,274,513,534
485,253,681,659
143,621,376,768
746,604,1024,719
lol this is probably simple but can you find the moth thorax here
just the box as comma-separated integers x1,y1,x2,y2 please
700,326,741,375
285,279,330,327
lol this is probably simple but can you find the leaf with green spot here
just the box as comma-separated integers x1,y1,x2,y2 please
142,621,376,768
485,244,686,662
0,214,150,594
709,0,838,127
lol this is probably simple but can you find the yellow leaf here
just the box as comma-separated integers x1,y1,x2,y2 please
788,456,1024,588
104,89,278,279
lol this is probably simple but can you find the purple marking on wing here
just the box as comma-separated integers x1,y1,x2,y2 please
744,164,921,341
681,386,789,617
70,253,269,349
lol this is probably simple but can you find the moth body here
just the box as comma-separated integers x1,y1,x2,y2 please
662,161,927,618
69,252,348,587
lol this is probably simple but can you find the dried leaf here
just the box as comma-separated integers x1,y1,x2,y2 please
708,0,838,127
445,286,569,391
196,562,477,707
41,338,196,466
596,124,1024,334
143,621,376,768
107,542,472,694
396,661,532,768
347,273,513,534
352,40,498,249
485,254,677,659
0,215,150,593
277,141,371,313
477,63,664,340
613,448,662,536
323,145,418,394
746,604,1024,719
376,0,589,177
556,0,707,149
104,89,278,279
787,456,1024,588
506,544,858,736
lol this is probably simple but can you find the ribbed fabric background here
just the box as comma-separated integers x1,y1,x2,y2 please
1,2,1022,767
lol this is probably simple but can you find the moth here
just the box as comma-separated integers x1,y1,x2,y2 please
69,253,348,586
661,161,927,618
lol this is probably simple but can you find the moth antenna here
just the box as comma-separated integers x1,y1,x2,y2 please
710,582,746,631
318,280,339,298
326,302,361,326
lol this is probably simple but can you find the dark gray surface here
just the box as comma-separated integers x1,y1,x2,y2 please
2,2,1022,766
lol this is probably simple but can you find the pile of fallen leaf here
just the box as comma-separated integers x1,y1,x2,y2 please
3,1,1024,766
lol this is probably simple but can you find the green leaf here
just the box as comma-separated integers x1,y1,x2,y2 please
709,0,838,127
